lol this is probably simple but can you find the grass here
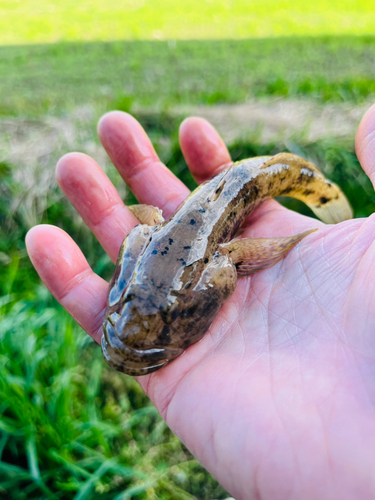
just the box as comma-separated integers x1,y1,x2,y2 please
1,0,375,45
0,289,228,499
1,36,375,118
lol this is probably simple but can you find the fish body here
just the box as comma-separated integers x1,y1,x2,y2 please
102,154,352,375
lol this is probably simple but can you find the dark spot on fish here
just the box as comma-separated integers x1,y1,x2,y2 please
183,303,199,317
303,189,313,196
152,250,158,255
178,258,187,266
199,208,206,213
204,258,209,264
320,197,329,204
165,247,169,251
171,308,180,321
184,245,191,250
305,175,313,183
159,325,171,344
282,187,292,194
161,303,180,325
190,219,196,225
161,251,167,255
221,226,231,241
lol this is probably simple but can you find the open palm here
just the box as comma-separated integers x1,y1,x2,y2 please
27,108,375,500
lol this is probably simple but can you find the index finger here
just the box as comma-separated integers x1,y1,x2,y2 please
98,111,190,218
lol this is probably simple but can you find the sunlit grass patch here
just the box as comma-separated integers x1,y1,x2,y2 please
1,0,375,45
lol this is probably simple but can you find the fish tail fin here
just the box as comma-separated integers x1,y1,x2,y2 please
261,153,353,223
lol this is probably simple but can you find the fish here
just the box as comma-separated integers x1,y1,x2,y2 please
101,153,352,375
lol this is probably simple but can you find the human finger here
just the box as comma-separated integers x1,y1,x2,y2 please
26,225,107,344
356,103,375,189
179,117,232,184
98,111,189,217
56,152,139,263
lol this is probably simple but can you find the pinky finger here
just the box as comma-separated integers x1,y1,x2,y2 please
26,225,108,344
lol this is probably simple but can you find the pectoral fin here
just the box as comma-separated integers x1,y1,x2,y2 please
220,229,317,276
128,204,165,225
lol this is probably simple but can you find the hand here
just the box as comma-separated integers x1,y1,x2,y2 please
26,108,375,500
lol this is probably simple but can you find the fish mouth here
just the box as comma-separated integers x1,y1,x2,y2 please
101,335,169,375
101,320,184,376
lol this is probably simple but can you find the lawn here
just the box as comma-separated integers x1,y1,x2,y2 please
1,0,375,45
1,2,375,498
1,36,375,118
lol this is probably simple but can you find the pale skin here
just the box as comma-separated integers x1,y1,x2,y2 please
26,106,375,500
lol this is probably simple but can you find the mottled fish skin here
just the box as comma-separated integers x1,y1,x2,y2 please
102,154,352,375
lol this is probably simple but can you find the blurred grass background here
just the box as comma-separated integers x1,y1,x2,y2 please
1,0,375,44
1,1,375,498
2,37,375,117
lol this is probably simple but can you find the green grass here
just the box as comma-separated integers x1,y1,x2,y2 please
0,290,228,499
1,36,375,118
1,0,375,45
